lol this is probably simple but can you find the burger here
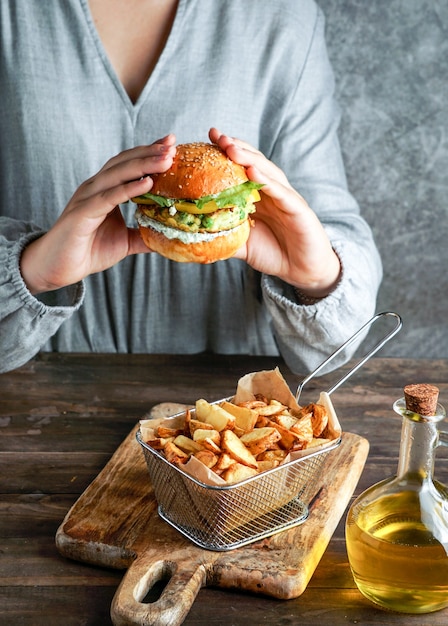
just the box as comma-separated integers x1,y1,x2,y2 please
132,142,263,263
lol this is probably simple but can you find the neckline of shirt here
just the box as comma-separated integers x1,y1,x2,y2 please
79,0,188,113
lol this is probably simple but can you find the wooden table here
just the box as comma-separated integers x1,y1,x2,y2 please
1,353,447,625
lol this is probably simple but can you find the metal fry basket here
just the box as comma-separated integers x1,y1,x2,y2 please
138,312,402,551
138,430,337,551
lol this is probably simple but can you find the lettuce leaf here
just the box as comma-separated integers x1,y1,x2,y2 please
196,181,264,210
133,181,263,210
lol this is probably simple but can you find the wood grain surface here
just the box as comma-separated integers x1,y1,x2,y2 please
55,412,369,625
1,353,448,625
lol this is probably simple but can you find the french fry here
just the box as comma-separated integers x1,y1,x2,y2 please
220,401,258,434
256,449,288,462
195,399,236,432
255,414,271,428
240,427,281,456
188,418,215,436
157,426,184,438
200,437,222,454
192,428,220,447
221,429,258,469
173,434,203,455
164,441,189,465
267,420,300,451
238,400,268,411
183,408,192,436
255,400,287,417
290,414,313,444
146,436,175,450
214,452,235,472
271,412,298,431
308,403,329,437
290,438,308,452
222,462,258,484
256,459,280,472
194,449,219,469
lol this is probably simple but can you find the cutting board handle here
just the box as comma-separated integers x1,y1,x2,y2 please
110,549,207,626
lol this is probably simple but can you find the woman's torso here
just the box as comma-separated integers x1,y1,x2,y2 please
0,0,320,355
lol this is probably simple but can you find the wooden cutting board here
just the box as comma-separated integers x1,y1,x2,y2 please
56,404,369,626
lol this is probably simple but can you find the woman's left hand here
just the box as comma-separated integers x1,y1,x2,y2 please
209,128,341,298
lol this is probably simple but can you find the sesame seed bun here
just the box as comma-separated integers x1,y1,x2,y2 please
151,142,249,199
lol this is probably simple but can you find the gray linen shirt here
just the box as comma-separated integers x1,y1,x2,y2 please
0,0,382,374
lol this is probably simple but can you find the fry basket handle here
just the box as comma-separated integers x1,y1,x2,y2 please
295,311,402,403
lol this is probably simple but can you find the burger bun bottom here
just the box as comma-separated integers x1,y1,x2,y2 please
137,218,251,264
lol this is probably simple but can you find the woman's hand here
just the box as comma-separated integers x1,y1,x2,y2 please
209,128,341,298
20,134,177,294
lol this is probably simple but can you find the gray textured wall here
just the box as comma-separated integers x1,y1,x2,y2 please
319,0,448,358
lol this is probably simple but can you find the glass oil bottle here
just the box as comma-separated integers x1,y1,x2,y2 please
346,383,448,613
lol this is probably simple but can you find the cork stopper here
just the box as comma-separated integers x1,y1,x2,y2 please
404,383,439,416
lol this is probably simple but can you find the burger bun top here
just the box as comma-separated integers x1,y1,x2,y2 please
150,142,249,200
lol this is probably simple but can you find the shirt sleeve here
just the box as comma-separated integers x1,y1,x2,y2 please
260,6,383,375
0,217,85,373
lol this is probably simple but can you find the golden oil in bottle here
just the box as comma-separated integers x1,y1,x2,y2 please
346,486,448,613
346,386,448,614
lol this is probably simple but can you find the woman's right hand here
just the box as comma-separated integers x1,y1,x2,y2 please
20,134,177,295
